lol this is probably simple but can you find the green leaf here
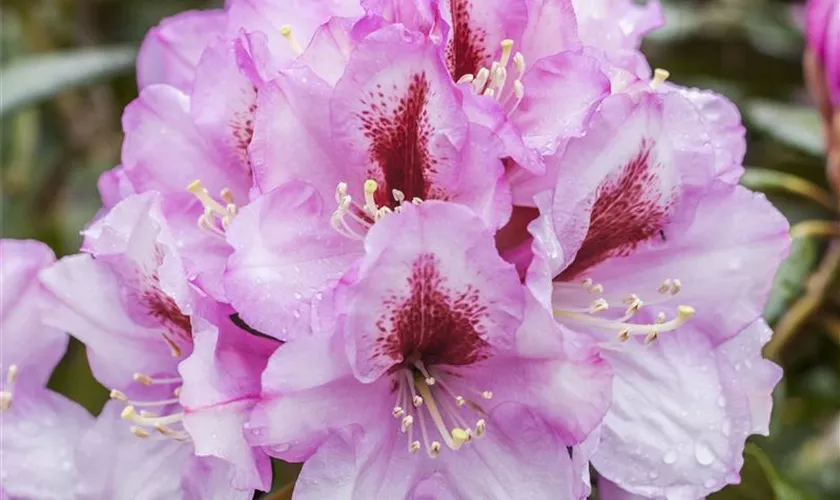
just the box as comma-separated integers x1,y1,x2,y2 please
745,100,826,157
0,46,136,115
764,236,823,325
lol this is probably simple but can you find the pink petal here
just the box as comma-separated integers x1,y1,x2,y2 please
582,182,790,345
592,325,769,498
249,68,340,197
121,85,250,200
440,0,528,81
331,25,510,227
1,391,92,500
191,38,259,187
179,306,277,491
224,181,362,341
343,202,524,382
247,333,391,462
137,9,226,92
520,0,581,63
0,239,65,392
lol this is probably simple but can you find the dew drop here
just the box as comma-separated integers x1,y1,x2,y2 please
704,478,717,489
717,396,726,408
648,470,660,480
694,442,715,466
662,450,678,464
721,420,731,437
293,292,303,300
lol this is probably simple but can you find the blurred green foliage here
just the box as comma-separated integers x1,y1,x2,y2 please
2,0,839,497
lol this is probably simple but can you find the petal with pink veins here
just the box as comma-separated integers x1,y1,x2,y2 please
179,305,278,491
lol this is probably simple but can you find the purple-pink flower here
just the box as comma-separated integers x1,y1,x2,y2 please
805,0,840,106
18,0,793,498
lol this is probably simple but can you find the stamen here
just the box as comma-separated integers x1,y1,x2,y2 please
651,68,670,90
430,441,442,456
513,52,526,77
6,365,17,385
161,333,183,358
499,40,515,69
121,405,185,428
451,428,470,447
475,419,487,438
457,73,475,84
401,415,414,432
0,364,18,411
279,25,304,55
110,389,180,408
131,426,151,438
409,441,421,453
133,373,182,386
472,67,491,94
555,305,695,339
187,180,238,234
0,392,11,411
414,361,435,386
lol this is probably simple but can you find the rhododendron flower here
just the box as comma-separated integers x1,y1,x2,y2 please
40,192,276,496
0,239,93,500
804,0,840,107
237,200,612,498
524,85,789,496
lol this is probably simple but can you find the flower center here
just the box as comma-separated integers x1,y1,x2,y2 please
553,277,695,344
458,39,526,116
331,179,423,240
187,179,239,238
391,367,492,457
0,364,19,411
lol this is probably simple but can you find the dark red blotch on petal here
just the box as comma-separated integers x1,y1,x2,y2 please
361,73,440,208
375,253,490,368
446,0,490,81
142,290,192,342
558,141,673,280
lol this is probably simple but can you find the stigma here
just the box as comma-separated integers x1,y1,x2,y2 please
457,39,526,116
390,364,491,458
553,277,695,344
331,179,422,240
279,25,304,55
0,364,19,411
187,180,238,238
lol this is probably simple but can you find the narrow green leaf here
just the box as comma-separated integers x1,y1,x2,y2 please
745,100,826,157
0,46,136,115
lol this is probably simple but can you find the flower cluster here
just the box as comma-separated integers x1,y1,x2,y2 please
1,1,791,499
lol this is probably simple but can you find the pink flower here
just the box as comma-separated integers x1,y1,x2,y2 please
40,193,276,495
237,201,612,498
805,0,840,106
525,87,790,496
0,239,94,500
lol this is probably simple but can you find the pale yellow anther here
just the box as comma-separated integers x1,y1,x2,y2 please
513,52,526,75
451,428,470,447
6,365,17,385
513,80,525,99
279,25,304,54
483,87,496,98
110,389,128,401
473,67,491,92
139,410,158,418
655,312,666,324
409,441,421,453
499,39,515,68
173,387,182,397
413,395,424,407
475,419,487,438
671,279,682,295
457,73,475,84
677,305,695,318
121,405,138,420
658,279,673,294
590,284,604,295
131,426,151,438
187,179,204,194
651,68,670,90
133,373,153,386
401,415,414,432
155,423,178,436
645,330,660,344
618,329,631,342
430,441,442,456
481,391,493,400
220,188,235,205
0,392,12,411
590,298,609,314
425,377,436,386
392,189,406,204
393,406,405,418
456,396,466,407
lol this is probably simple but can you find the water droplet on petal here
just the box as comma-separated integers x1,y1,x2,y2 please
293,292,303,300
694,442,715,466
722,420,731,437
704,478,717,489
663,450,678,464
648,471,659,480
717,396,726,408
